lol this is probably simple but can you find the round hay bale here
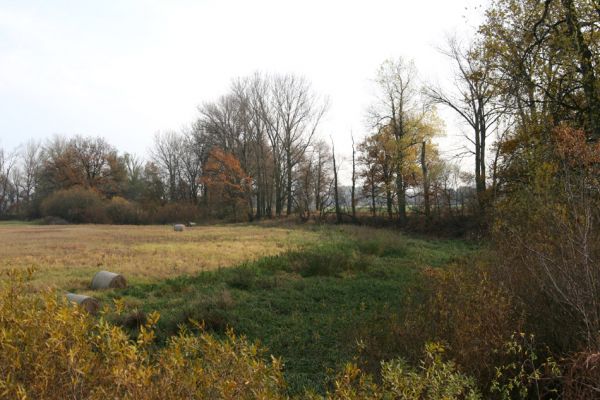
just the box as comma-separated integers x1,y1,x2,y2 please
66,293,100,315
91,270,127,290
173,224,185,232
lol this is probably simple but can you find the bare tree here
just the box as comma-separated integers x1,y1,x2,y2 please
426,37,502,208
331,138,342,224
351,133,357,221
19,140,42,205
421,141,431,221
123,152,145,201
151,131,183,202
0,146,17,215
271,74,328,216
180,128,203,202
312,140,332,213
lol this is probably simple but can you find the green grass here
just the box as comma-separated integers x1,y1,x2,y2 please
0,220,35,226
100,225,479,394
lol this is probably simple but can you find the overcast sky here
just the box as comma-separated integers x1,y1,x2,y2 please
0,0,486,178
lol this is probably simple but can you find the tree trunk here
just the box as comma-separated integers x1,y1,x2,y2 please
351,135,357,221
332,142,342,224
561,0,600,140
396,170,406,224
371,175,376,217
421,141,431,221
286,151,293,216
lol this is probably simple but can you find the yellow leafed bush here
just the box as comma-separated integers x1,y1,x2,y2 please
316,343,481,400
0,270,286,400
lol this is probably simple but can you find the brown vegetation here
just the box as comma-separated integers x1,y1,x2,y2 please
0,224,321,290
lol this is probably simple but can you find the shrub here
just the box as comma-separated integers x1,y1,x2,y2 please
283,243,369,277
40,215,69,225
160,289,236,336
491,333,561,399
413,263,523,385
105,196,140,224
563,350,600,399
352,260,522,391
320,343,482,400
226,268,258,290
151,202,201,224
41,187,107,223
0,272,285,399
494,126,600,351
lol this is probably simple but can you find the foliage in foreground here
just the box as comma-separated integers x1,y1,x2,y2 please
318,343,481,400
0,271,286,400
0,269,485,399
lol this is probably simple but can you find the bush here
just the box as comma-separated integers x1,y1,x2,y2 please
411,263,523,385
159,289,236,337
0,271,285,399
105,196,140,224
320,343,482,400
40,216,70,225
279,242,369,278
352,260,522,391
151,202,201,224
226,268,258,290
41,187,107,223
494,126,600,351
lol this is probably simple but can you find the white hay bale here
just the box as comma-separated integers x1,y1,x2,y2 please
187,222,197,227
66,293,100,315
173,224,185,232
91,270,127,290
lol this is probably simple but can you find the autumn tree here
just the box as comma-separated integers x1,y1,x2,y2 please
197,73,327,219
358,129,394,219
200,148,252,221
38,136,126,200
368,58,420,224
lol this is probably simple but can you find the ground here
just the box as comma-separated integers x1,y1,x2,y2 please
0,222,320,290
0,221,479,394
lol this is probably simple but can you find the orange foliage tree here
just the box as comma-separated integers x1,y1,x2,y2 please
200,148,252,221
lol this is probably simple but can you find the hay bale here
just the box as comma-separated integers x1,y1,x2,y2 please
173,224,185,232
187,222,197,227
91,270,127,290
66,293,100,315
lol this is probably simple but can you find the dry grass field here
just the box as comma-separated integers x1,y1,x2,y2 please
0,223,322,291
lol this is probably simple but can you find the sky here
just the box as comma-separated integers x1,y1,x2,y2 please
0,0,487,179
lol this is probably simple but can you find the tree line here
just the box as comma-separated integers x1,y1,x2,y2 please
0,69,480,225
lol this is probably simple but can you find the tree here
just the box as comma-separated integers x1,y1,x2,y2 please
351,133,357,220
19,140,42,208
331,139,342,224
369,58,420,224
0,146,17,216
200,148,252,221
358,136,383,218
271,75,328,216
358,129,395,219
151,131,184,202
122,153,145,202
420,141,431,220
426,37,501,208
38,136,126,199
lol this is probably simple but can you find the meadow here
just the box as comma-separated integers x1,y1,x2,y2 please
0,223,321,290
0,222,479,394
